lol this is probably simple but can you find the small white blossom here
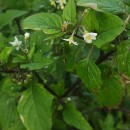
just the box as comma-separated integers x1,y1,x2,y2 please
24,32,30,40
10,37,22,50
63,36,78,45
67,97,71,101
56,0,66,9
83,31,97,44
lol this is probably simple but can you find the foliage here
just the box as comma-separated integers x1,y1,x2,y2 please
0,0,130,130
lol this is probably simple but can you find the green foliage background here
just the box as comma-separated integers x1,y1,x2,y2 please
0,0,130,130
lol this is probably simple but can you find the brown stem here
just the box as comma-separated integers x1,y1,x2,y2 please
35,72,58,97
15,18,24,35
87,107,130,116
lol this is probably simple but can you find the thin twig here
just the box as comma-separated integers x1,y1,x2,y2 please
35,72,58,97
86,45,94,63
61,49,116,97
125,14,130,25
15,18,24,35
0,70,14,73
86,107,130,116
95,50,115,65
61,79,81,98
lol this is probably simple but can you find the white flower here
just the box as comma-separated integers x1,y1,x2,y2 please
63,36,78,45
56,0,66,9
24,32,30,40
83,31,97,44
10,37,22,50
67,97,71,101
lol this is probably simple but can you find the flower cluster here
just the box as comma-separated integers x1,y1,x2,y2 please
10,32,30,51
50,0,66,9
63,27,97,46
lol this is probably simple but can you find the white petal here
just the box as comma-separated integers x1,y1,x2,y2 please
89,32,97,37
14,36,19,43
64,0,66,4
83,34,91,40
18,41,22,46
56,0,60,3
63,38,70,42
83,33,88,38
86,39,92,43
72,41,78,45
16,47,19,50
10,42,16,46
90,35,96,40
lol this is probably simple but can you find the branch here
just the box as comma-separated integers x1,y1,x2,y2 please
61,50,116,97
0,70,14,73
95,50,115,65
35,72,58,97
61,79,81,98
15,18,24,35
87,107,130,116
74,34,83,40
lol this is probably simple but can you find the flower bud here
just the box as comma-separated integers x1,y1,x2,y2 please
24,32,30,40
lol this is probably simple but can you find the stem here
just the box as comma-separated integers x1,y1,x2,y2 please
61,79,81,98
73,10,86,35
86,107,130,116
61,49,115,98
95,50,115,65
24,39,27,50
35,72,58,97
15,19,24,35
19,46,29,62
86,45,94,63
19,46,25,52
125,14,130,25
0,70,14,73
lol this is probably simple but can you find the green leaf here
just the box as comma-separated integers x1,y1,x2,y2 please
62,0,77,23
17,83,54,130
20,62,50,70
23,13,62,34
117,40,130,77
12,55,26,63
98,75,124,108
0,78,26,130
43,32,65,41
0,78,21,95
29,31,53,52
100,114,115,130
27,42,36,61
76,59,102,93
20,51,52,70
77,0,125,14
0,47,13,64
63,102,92,130
0,0,31,10
0,93,26,130
82,10,125,48
0,10,27,29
